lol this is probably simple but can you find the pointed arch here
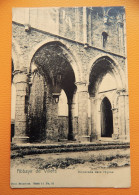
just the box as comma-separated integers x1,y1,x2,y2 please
88,54,125,96
28,39,82,83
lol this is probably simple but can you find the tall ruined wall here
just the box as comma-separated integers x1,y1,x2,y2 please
12,7,126,59
12,22,126,85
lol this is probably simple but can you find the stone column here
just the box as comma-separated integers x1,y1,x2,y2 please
118,89,129,140
51,98,59,141
90,96,100,141
45,85,59,142
112,107,119,140
75,8,79,42
76,82,89,142
125,94,130,140
83,7,88,47
56,8,60,35
67,99,74,140
117,14,124,55
12,70,29,143
45,94,52,142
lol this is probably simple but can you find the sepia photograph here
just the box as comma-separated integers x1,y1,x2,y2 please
11,7,130,188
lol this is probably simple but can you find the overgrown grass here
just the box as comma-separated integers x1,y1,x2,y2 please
37,154,130,169
11,143,130,159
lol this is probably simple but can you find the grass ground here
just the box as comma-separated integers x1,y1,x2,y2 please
11,148,130,170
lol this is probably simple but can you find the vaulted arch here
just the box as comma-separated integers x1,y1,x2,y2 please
88,55,125,96
28,40,82,83
28,41,79,142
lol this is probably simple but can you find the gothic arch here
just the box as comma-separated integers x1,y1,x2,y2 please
98,94,112,111
28,40,81,142
88,54,125,96
97,90,119,111
28,39,82,83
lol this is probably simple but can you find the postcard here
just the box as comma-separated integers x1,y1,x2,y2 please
11,7,130,188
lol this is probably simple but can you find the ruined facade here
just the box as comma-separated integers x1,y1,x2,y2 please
11,7,130,143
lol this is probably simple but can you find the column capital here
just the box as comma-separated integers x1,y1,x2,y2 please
13,70,28,84
75,82,88,92
117,88,128,96
89,95,96,100
111,107,118,112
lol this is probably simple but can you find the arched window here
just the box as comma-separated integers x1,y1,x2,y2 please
102,32,108,48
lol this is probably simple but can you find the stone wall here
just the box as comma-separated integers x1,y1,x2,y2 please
12,22,126,83
12,7,126,55
58,116,91,141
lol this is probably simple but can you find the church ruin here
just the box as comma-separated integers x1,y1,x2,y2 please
11,7,130,144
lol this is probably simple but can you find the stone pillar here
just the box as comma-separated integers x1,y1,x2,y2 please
118,89,129,140
45,94,52,141
52,98,59,141
112,107,119,140
75,8,79,42
83,7,88,46
12,71,29,143
45,85,59,142
117,14,124,55
125,94,130,140
67,99,74,140
56,8,60,35
90,96,100,141
76,82,89,142
72,92,78,139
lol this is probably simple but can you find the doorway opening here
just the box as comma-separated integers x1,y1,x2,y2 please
101,97,113,137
